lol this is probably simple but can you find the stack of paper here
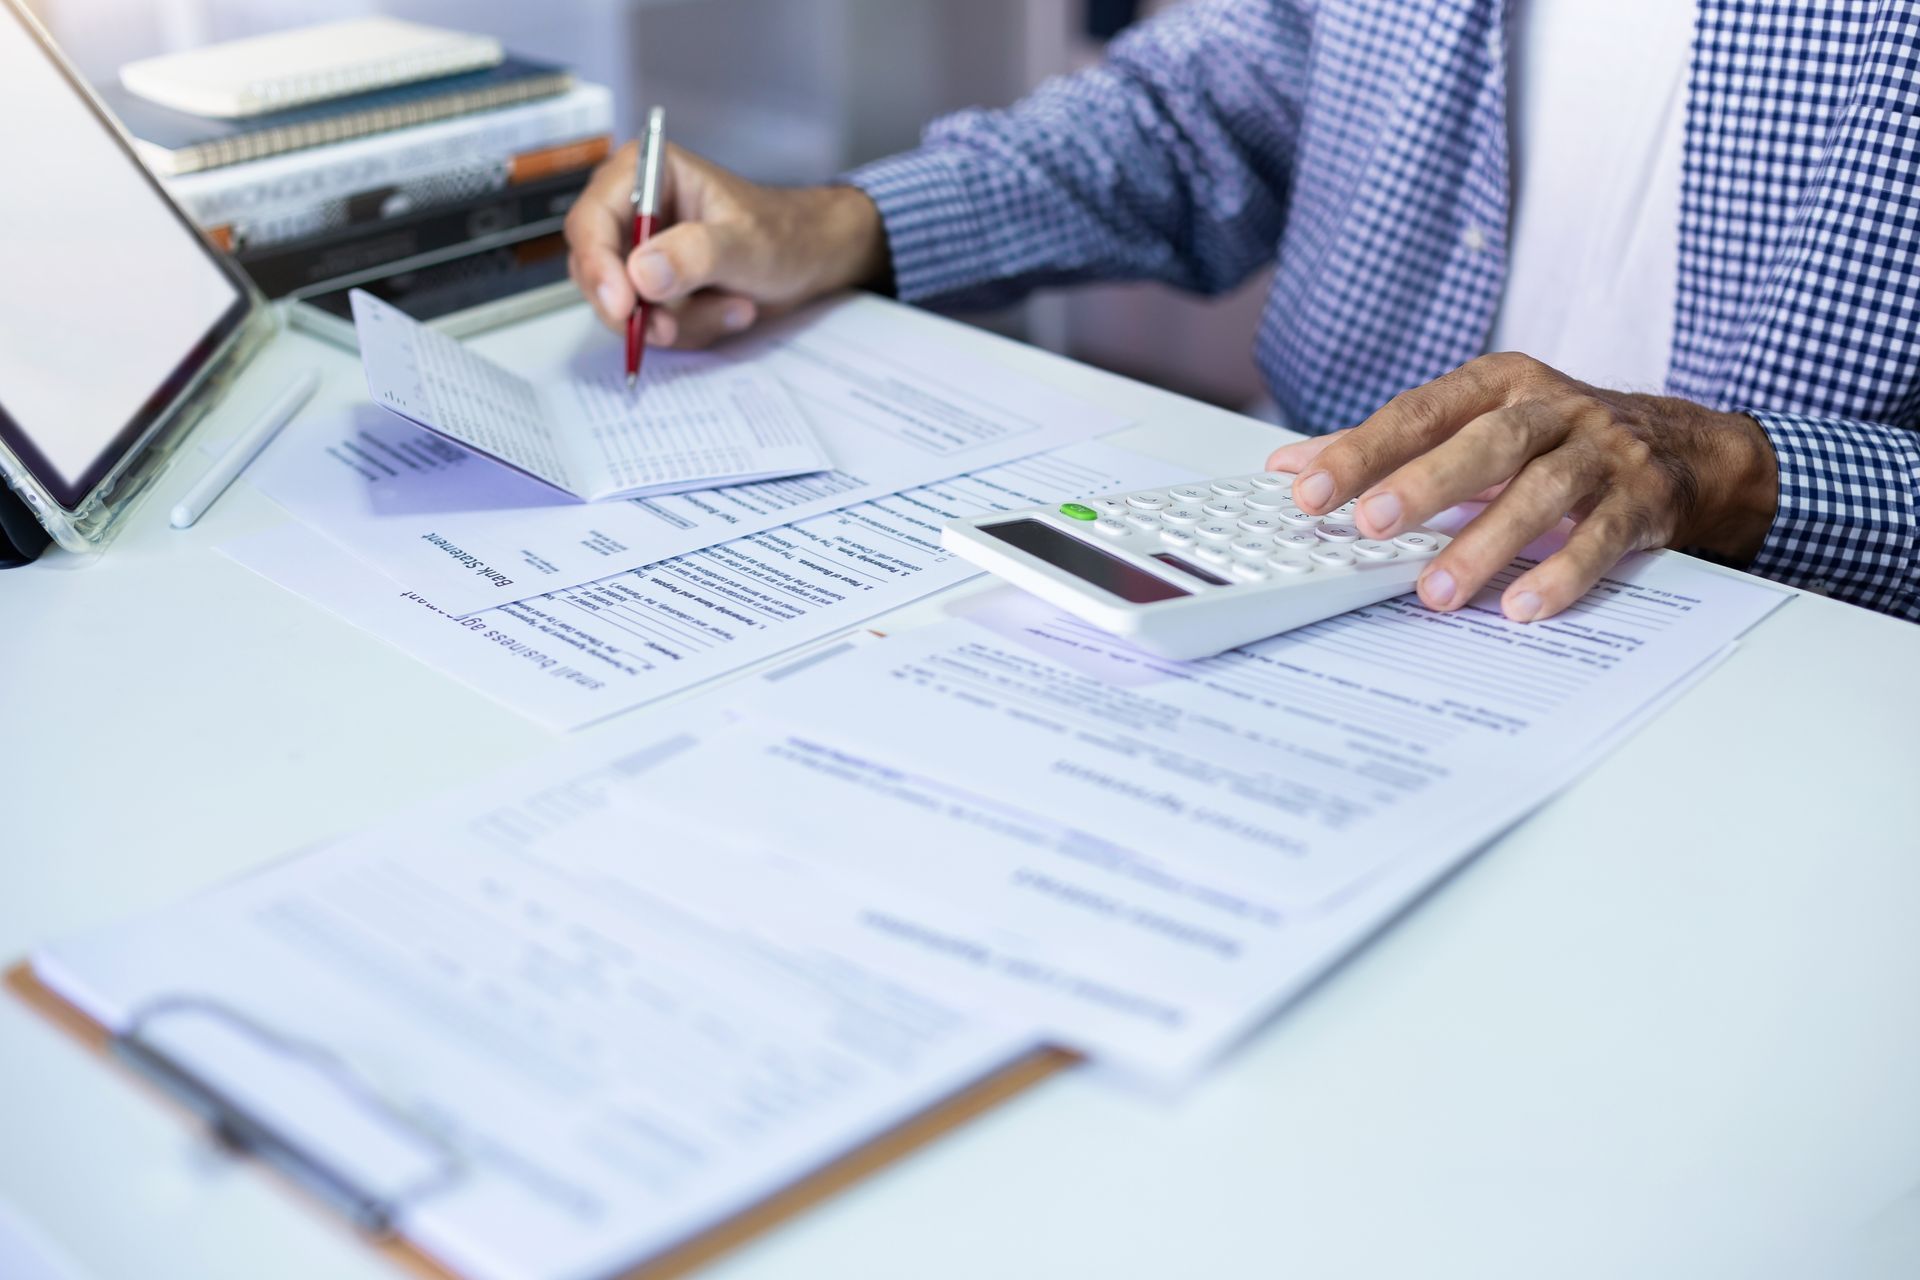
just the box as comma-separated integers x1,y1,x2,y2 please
247,299,1139,617
25,296,1797,1280
225,440,1186,728
32,542,1788,1279
226,296,1162,725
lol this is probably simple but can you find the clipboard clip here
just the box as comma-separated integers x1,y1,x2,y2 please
112,996,464,1238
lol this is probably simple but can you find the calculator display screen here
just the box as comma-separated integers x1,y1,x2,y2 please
980,519,1192,603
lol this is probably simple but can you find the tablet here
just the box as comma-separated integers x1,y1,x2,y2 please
0,0,269,550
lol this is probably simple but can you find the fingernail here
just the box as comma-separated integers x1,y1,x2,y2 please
1297,471,1333,510
1506,590,1542,623
721,301,753,332
1362,491,1401,534
1421,567,1456,609
633,252,674,297
596,281,623,319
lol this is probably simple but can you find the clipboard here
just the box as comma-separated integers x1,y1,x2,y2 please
6,960,1076,1280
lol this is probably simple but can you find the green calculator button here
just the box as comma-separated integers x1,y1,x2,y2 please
1059,502,1098,520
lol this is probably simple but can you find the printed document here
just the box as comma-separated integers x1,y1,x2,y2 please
351,291,830,502
582,555,1790,1077
734,556,1789,908
222,441,1189,730
34,737,1037,1280
250,299,1131,615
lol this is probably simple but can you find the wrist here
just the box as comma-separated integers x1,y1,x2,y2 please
803,185,892,296
1686,407,1779,561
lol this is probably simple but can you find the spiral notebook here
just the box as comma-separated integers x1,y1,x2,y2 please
102,56,572,176
118,18,503,118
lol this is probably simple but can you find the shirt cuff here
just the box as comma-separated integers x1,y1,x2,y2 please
844,147,994,306
1748,408,1920,615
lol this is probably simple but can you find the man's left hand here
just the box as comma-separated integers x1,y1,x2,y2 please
1265,354,1780,622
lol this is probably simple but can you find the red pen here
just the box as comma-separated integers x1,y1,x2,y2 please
626,105,666,388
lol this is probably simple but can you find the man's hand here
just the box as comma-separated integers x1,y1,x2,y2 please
565,141,890,348
1265,354,1780,622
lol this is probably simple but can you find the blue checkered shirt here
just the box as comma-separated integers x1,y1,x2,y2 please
849,0,1920,622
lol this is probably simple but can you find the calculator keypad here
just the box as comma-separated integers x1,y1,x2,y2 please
1058,474,1448,591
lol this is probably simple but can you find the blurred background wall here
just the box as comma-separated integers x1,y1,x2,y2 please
30,0,1273,412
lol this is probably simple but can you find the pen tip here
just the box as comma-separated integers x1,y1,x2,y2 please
627,373,637,389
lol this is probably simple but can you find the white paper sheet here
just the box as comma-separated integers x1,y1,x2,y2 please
35,736,1037,1280
734,555,1790,910
221,441,1192,730
353,291,830,501
251,300,1131,615
558,556,1790,1078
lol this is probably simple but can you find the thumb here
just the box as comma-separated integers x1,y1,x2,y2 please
627,220,760,304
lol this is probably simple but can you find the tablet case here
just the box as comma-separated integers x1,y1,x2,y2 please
4,961,1076,1280
0,481,51,567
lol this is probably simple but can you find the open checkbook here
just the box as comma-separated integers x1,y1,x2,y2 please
350,290,831,501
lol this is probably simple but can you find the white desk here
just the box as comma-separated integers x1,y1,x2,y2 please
3,298,1918,1280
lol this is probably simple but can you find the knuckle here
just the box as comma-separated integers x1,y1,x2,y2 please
1587,505,1656,551
1320,433,1382,482
1612,430,1657,472
1477,350,1531,380
1383,391,1450,447
1563,393,1615,430
1480,350,1551,392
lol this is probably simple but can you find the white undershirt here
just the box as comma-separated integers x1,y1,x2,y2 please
1488,0,1696,393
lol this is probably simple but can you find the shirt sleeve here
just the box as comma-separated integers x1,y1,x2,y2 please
1747,409,1920,621
845,0,1309,311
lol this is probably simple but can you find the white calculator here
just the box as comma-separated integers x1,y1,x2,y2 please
941,471,1452,660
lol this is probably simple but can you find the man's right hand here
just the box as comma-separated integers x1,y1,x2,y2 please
564,141,891,349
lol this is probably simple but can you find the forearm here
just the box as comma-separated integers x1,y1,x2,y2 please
848,0,1308,310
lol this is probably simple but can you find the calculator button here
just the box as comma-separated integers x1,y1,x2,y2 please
1243,492,1290,512
1094,518,1132,537
1332,500,1359,521
1195,545,1233,566
1161,506,1205,525
1249,472,1294,491
1276,506,1321,529
1309,545,1356,567
1124,512,1162,531
1168,484,1211,502
1209,479,1253,496
1230,562,1270,582
1392,531,1445,554
1236,515,1281,535
1267,556,1314,575
1316,523,1360,543
1230,536,1273,558
1126,493,1170,511
1194,521,1237,543
1160,529,1197,550
1090,495,1128,512
1202,499,1246,518
1274,530,1319,552
1352,539,1399,560
1059,502,1097,521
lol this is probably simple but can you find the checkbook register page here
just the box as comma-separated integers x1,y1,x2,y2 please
351,290,831,502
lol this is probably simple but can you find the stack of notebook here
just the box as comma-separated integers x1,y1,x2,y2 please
103,18,612,311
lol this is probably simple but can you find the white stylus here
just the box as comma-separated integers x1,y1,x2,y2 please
170,368,320,529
